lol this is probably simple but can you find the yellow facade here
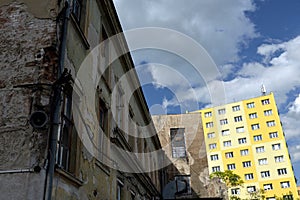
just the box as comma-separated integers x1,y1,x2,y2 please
199,93,298,200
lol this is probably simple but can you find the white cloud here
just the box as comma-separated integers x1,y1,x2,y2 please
141,35,300,114
113,0,257,65
281,94,300,162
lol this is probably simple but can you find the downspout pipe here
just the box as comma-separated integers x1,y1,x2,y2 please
0,168,34,174
45,2,70,200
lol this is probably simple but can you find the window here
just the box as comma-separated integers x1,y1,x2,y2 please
253,135,262,141
232,105,240,112
267,120,276,127
212,166,221,172
101,26,111,83
130,191,135,200
116,86,124,128
280,181,290,188
249,113,258,119
117,179,124,200
258,158,268,165
236,126,245,133
225,152,234,158
269,132,278,138
283,195,293,200
220,119,228,125
207,132,215,138
206,122,214,128
234,116,243,122
218,108,226,115
238,137,247,144
266,198,276,200
262,99,270,105
272,143,281,150
247,102,255,108
261,171,270,178
264,109,273,116
247,186,256,193
99,99,108,131
72,0,82,22
256,146,265,153
175,176,191,195
231,188,240,195
72,0,87,31
243,161,251,168
223,140,232,147
240,149,249,156
264,184,273,190
245,173,254,180
251,124,260,130
204,111,212,118
278,168,287,175
221,129,230,136
210,154,219,161
209,143,217,149
227,163,236,170
275,155,284,163
170,128,186,158
56,90,77,174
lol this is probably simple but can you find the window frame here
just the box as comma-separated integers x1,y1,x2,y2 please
258,158,268,165
247,102,255,108
238,137,247,144
261,171,270,178
253,134,263,141
245,173,254,180
240,149,249,156
223,140,232,147
249,113,258,119
256,146,265,153
242,161,251,168
232,105,240,112
234,115,243,122
170,128,187,158
225,152,234,158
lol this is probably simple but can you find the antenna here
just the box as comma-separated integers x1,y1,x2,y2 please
261,84,266,96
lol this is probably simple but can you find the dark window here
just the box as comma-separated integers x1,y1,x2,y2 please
170,128,186,158
56,90,77,174
117,179,124,200
72,0,82,22
99,99,108,133
175,175,191,195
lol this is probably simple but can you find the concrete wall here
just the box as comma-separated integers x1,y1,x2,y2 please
152,113,226,199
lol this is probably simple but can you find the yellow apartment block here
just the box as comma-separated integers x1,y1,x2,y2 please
199,93,298,200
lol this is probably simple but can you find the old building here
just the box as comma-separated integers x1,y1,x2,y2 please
152,113,226,199
0,0,164,199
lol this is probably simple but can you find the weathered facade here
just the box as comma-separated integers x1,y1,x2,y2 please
0,0,163,199
152,113,226,199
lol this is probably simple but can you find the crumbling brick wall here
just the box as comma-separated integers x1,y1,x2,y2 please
0,1,58,199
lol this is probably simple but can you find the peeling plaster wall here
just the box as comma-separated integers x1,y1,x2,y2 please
0,1,162,199
152,113,227,199
0,1,58,199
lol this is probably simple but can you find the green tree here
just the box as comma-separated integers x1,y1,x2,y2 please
210,170,244,200
248,188,265,200
209,170,244,187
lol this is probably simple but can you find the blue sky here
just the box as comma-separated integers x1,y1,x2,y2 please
113,0,300,183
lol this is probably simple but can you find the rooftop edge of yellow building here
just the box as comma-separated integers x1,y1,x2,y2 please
194,92,299,200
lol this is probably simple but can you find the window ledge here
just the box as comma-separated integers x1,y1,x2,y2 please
55,167,84,187
95,159,110,176
70,13,90,50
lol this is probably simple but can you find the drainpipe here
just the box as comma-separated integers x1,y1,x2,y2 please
0,169,33,174
45,2,70,200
